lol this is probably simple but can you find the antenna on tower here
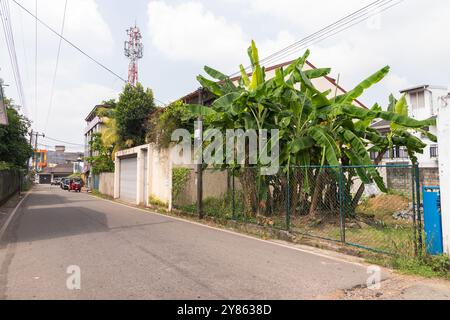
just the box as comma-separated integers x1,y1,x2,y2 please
124,25,143,86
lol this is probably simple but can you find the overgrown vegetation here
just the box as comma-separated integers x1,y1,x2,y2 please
185,41,435,222
86,133,115,175
116,83,156,148
370,254,450,279
0,87,33,170
172,167,191,202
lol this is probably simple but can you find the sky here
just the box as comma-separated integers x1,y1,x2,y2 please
1,0,449,152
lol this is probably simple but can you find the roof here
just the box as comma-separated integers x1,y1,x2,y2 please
181,59,367,109
371,119,391,129
40,163,73,175
85,104,114,122
400,85,448,93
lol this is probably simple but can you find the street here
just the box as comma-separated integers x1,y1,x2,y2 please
0,185,374,300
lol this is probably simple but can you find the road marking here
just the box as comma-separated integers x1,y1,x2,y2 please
0,191,31,241
88,193,369,268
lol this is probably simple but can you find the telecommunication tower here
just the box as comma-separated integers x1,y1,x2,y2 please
124,25,143,86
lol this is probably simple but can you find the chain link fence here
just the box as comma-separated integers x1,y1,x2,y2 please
172,164,427,257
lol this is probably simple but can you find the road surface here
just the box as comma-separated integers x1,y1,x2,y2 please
0,185,376,299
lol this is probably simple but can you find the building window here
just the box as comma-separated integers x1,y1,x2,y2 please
410,91,425,109
430,145,439,158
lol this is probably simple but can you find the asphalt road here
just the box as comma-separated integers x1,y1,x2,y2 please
0,185,373,300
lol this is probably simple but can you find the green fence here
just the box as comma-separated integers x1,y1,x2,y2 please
173,164,426,257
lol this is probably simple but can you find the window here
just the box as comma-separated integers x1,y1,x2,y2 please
410,90,425,109
430,145,439,158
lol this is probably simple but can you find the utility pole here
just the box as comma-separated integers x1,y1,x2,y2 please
27,129,33,171
30,131,45,172
196,88,204,219
0,80,9,125
124,25,143,86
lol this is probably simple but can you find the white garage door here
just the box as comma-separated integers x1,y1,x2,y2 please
119,157,137,203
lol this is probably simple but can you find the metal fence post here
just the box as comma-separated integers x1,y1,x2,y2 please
286,168,291,231
339,166,346,244
411,165,418,257
232,168,236,220
414,163,423,254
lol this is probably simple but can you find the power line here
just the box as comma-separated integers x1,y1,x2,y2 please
259,0,403,71
11,0,168,107
0,0,27,115
43,135,84,146
44,0,68,133
230,0,403,77
34,0,37,127
11,0,128,83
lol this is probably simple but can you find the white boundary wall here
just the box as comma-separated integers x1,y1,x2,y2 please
114,144,173,210
438,97,450,255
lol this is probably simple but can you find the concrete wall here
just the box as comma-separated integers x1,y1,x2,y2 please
148,145,172,207
0,170,20,205
437,96,450,255
173,167,241,207
99,172,114,197
115,144,173,209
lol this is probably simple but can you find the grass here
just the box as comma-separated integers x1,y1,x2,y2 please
369,254,450,279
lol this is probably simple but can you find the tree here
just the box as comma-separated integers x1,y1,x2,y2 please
96,102,120,160
186,41,435,218
85,133,114,175
116,83,156,147
0,94,33,169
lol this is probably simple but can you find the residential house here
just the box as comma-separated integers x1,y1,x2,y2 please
37,163,76,184
46,145,84,168
371,85,449,187
84,104,114,189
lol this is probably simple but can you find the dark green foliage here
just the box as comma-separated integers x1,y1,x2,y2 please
0,96,33,169
86,133,114,174
146,100,195,149
116,83,156,147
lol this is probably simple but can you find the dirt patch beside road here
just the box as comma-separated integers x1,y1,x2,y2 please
317,273,450,300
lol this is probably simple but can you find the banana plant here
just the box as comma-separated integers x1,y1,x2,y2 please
185,41,434,217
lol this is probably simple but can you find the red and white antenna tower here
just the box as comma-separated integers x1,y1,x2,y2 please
124,25,143,86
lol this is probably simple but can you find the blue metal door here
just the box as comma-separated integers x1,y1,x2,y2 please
422,187,443,255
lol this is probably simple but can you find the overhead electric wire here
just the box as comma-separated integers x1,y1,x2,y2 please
229,0,403,77
0,0,27,115
43,135,84,146
43,0,68,133
255,0,404,72
11,0,168,107
34,0,37,127
11,0,127,83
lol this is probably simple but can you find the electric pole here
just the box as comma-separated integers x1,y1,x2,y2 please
196,88,204,219
30,131,45,172
0,80,9,125
124,25,143,86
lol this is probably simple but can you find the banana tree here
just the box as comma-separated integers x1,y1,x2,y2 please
186,41,435,218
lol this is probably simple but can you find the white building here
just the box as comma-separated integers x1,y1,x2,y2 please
84,104,114,189
372,85,449,169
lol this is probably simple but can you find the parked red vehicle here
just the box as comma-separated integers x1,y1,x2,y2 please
68,179,82,193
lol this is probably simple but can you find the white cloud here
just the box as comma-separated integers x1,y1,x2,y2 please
1,0,117,137
147,1,298,73
40,83,118,145
147,1,247,70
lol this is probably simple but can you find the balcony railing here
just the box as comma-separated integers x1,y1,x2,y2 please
370,146,409,161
